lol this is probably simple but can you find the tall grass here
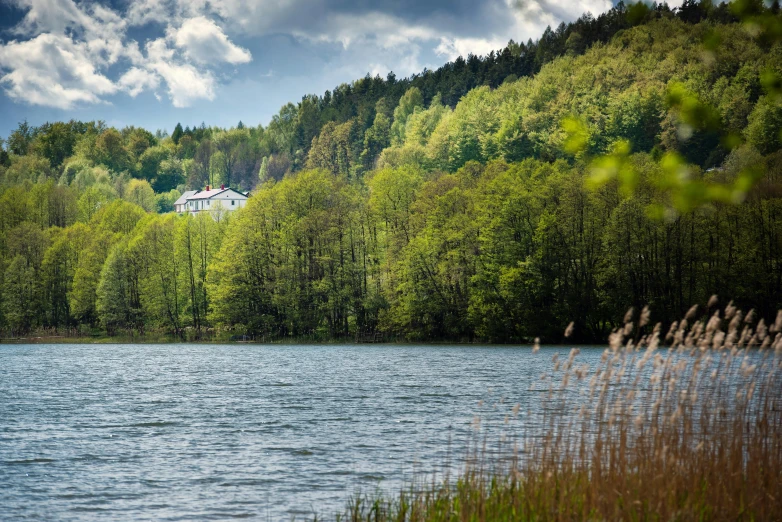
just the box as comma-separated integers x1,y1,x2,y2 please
332,299,782,521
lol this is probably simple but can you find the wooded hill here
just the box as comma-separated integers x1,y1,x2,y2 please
1,1,781,342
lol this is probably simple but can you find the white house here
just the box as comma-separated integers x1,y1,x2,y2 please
176,185,249,214
174,190,197,213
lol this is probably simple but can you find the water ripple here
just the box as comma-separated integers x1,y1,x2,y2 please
0,343,598,520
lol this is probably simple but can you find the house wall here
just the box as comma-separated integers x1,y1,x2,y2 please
184,192,248,214
208,192,247,210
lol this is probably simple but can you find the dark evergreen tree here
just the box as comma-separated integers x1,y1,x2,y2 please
171,123,184,145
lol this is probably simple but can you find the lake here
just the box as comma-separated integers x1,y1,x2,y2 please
0,343,617,520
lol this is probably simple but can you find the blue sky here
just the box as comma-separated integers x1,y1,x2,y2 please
0,0,644,139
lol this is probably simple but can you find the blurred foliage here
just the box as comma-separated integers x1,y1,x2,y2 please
571,0,782,217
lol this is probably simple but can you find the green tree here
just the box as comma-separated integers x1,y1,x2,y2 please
391,87,424,145
172,123,184,145
745,96,782,154
3,223,49,330
78,184,117,222
2,155,52,185
153,158,185,192
2,255,37,334
209,169,369,337
129,215,183,336
32,121,81,168
69,230,118,325
7,120,34,156
360,106,392,172
96,241,142,334
124,179,156,212
209,150,227,187
138,145,170,182
93,128,131,173
42,223,91,326
176,212,224,333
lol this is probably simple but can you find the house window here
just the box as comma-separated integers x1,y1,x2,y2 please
232,200,235,206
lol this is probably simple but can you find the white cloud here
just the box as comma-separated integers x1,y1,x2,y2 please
286,11,441,78
0,0,130,108
191,0,301,34
126,0,170,26
506,0,613,39
295,12,439,49
0,0,253,109
142,38,216,107
435,37,506,61
118,66,160,97
0,0,636,112
122,19,249,106
10,0,101,36
171,16,252,64
10,0,128,53
0,33,117,109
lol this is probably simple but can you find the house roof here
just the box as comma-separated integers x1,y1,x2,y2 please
187,187,248,200
174,190,198,206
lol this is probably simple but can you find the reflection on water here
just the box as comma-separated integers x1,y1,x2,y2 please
0,343,748,520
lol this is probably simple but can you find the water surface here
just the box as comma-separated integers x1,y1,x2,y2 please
1,343,588,520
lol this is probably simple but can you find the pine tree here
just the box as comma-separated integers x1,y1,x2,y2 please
172,123,184,145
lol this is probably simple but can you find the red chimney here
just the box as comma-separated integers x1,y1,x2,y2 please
206,185,210,191
221,184,225,190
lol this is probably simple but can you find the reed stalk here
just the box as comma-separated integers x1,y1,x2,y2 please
329,299,782,521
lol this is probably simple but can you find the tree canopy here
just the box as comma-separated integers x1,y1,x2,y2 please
0,1,781,341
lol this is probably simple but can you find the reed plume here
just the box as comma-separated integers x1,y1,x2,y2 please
333,297,782,521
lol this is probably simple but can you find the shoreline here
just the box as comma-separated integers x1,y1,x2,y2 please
0,335,584,346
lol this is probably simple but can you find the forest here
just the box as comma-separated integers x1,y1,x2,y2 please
0,0,781,342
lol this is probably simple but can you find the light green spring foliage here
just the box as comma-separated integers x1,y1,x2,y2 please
175,212,223,331
43,223,90,326
306,120,361,178
2,155,52,185
207,169,366,337
390,87,424,146
1,7,782,339
125,179,156,212
92,212,225,335
569,3,782,215
360,98,394,172
2,255,37,334
0,173,228,336
745,94,782,153
378,94,452,170
375,14,781,213
1,222,48,333
78,184,117,222
69,201,147,324
128,214,184,332
95,240,135,335
200,150,782,341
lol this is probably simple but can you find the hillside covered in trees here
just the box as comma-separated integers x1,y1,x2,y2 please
1,1,781,342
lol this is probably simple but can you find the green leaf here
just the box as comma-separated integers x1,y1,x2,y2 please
761,69,782,100
702,28,721,52
561,115,589,155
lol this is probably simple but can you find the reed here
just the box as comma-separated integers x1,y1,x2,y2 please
330,298,782,521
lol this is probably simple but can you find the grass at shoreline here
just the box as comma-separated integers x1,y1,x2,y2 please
321,303,782,521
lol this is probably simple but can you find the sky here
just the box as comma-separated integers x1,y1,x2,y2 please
0,0,643,139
